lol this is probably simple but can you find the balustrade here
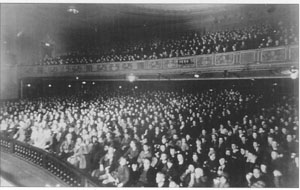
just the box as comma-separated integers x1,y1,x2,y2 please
0,134,99,187
15,45,298,78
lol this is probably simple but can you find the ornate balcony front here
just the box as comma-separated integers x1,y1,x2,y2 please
14,45,299,79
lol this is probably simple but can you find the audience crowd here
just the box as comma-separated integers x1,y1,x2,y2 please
37,22,298,65
0,87,298,187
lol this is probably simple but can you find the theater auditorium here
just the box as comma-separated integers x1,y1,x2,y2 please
0,3,299,187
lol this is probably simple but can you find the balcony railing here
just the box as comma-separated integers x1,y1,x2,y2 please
0,134,100,187
15,45,299,78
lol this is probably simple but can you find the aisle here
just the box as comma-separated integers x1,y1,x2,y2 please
0,151,67,187
0,176,14,186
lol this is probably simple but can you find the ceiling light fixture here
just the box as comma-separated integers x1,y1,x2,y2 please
67,7,79,14
291,72,298,80
290,66,298,80
127,74,136,82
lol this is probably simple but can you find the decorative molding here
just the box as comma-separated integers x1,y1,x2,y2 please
16,46,298,79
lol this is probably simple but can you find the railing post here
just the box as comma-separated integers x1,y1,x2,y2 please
255,49,261,64
9,139,14,154
42,152,47,169
285,45,289,61
81,177,87,187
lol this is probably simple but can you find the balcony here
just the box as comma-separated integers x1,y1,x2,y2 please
15,45,299,80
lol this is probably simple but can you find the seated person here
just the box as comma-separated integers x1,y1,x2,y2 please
137,143,152,166
59,133,75,160
189,167,208,187
213,172,230,188
67,136,88,169
123,140,140,163
156,172,169,187
246,167,267,188
91,144,118,179
100,156,130,187
136,158,156,187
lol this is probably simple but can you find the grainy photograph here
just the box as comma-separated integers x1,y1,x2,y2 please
0,2,299,188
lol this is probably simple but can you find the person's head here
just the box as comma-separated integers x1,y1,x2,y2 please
240,147,246,155
173,134,178,140
92,136,98,143
220,175,228,184
161,136,167,144
130,140,137,149
209,152,216,161
143,158,151,170
219,157,226,165
192,153,198,162
149,124,153,130
155,126,160,133
167,159,173,168
271,151,279,160
252,132,258,139
177,153,184,163
156,172,166,184
169,180,179,188
247,151,257,161
271,140,278,149
119,156,127,166
68,126,75,133
260,164,267,173
231,143,237,150
241,135,246,142
107,145,116,155
267,135,274,144
228,130,232,136
202,129,207,136
160,153,168,161
225,149,231,156
131,162,138,171
192,120,196,126
281,127,287,135
169,147,175,155
253,168,261,179
195,168,204,178
253,141,259,149
66,133,72,141
287,134,293,142
209,147,215,154
106,132,112,139
188,164,195,173
160,144,166,152
76,137,83,144
81,128,88,135
211,134,217,140
186,134,191,140
143,143,150,152
219,137,224,144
